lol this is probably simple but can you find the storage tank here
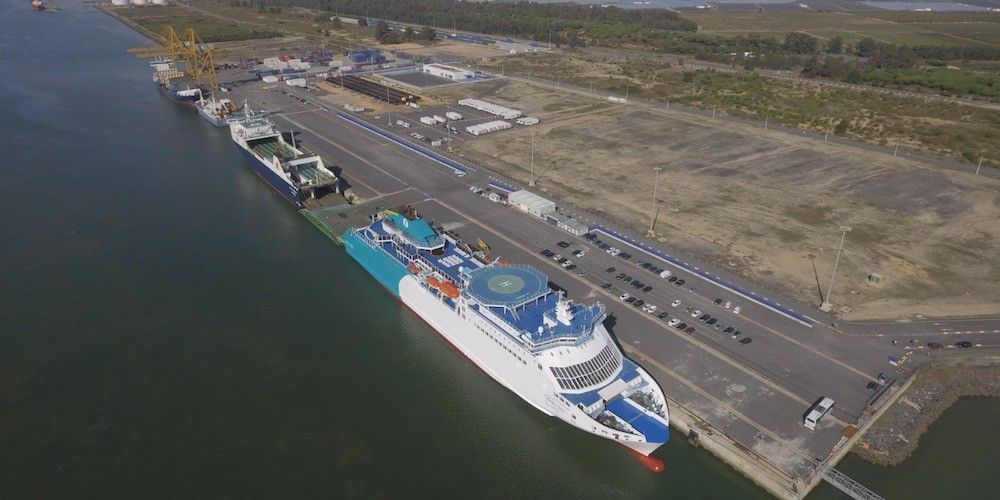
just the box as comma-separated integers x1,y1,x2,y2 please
151,0,166,5
131,0,148,5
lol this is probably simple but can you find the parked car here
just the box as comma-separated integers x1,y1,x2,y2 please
733,306,742,314
625,297,637,304
671,299,681,307
707,318,718,325
676,323,687,330
657,312,669,320
617,273,627,279
699,314,710,321
927,342,943,349
684,327,695,334
633,299,644,308
566,264,577,271
675,279,686,285
739,337,752,345
668,318,680,327
955,341,973,348
730,330,742,339
646,304,657,314
723,326,734,334
866,381,879,391
606,267,616,273
601,283,613,290
691,309,702,318
643,286,653,292
619,293,631,301
714,298,723,305
724,301,733,309
668,276,678,283
557,241,570,248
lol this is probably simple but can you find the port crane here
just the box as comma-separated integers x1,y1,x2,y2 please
129,26,221,90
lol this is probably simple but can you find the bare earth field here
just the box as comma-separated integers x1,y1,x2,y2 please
433,80,1000,320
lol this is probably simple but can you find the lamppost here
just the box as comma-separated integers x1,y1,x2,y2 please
821,225,851,312
528,131,536,187
647,166,663,237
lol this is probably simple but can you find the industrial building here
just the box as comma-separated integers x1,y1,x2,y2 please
421,63,475,81
544,211,589,236
458,98,522,119
508,190,555,218
326,75,420,104
345,48,387,68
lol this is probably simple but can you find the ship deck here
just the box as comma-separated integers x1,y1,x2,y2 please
249,136,296,161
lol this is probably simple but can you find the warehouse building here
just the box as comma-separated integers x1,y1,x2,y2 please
422,63,475,81
508,190,556,218
544,211,589,236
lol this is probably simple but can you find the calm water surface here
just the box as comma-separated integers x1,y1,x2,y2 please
0,4,994,499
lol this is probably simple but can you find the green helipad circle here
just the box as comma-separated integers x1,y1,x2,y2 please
487,274,526,295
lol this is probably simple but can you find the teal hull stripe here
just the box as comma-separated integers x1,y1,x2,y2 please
343,230,407,296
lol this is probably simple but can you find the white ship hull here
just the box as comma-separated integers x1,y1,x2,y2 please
398,276,669,454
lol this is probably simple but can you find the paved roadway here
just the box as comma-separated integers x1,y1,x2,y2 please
222,77,1000,480
221,81,874,477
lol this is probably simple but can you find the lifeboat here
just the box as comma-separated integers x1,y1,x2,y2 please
407,262,421,274
426,276,442,288
438,281,460,299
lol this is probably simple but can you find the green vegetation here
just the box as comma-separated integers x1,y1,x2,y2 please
481,54,1000,164
230,0,696,45
118,5,280,42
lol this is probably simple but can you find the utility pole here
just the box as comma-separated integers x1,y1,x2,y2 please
529,131,536,187
976,157,983,175
764,115,769,129
893,141,899,158
825,129,830,143
625,86,629,103
821,225,851,311
647,166,663,237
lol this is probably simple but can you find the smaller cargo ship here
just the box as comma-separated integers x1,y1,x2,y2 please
194,90,241,127
150,59,202,107
229,111,339,207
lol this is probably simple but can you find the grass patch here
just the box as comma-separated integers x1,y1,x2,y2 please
114,5,280,42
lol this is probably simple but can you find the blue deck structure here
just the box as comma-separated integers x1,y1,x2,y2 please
606,398,670,443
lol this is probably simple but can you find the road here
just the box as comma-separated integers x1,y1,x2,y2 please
222,78,948,480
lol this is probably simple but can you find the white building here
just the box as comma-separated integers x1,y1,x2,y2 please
422,63,475,81
545,211,589,236
508,190,556,218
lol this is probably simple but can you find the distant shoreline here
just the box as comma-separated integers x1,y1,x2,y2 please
854,351,1000,466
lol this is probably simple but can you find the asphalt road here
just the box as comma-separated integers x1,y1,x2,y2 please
222,77,1000,479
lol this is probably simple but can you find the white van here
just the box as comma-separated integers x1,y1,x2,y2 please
803,397,835,430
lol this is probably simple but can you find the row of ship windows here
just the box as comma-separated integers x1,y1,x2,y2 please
550,344,621,391
472,318,528,367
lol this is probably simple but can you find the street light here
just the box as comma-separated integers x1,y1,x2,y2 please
821,225,851,311
528,131,536,187
647,166,663,237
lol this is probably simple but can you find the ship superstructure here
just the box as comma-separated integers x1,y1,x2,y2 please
343,210,670,455
195,89,241,127
229,111,339,207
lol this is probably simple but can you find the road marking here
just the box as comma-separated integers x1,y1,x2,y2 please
424,197,846,415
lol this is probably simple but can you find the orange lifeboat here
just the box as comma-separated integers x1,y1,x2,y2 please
438,281,460,299
407,263,421,274
426,276,442,288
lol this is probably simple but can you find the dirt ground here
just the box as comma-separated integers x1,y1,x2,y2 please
432,79,1000,320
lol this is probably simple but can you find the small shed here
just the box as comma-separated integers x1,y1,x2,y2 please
508,190,556,218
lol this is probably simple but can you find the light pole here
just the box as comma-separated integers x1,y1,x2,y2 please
821,225,851,311
528,131,536,187
647,166,663,237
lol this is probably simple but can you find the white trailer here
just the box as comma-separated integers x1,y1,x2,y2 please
420,116,436,126
432,115,446,124
445,111,463,121
465,120,512,136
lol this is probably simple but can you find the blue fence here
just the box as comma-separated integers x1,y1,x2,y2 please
336,111,469,176
488,180,516,193
590,225,813,328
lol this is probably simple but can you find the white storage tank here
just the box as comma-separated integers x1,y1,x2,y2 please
131,0,148,5
150,0,166,5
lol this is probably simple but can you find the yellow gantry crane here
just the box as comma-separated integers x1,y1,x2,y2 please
129,26,221,90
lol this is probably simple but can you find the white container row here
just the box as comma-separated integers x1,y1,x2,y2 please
465,120,512,136
457,98,522,119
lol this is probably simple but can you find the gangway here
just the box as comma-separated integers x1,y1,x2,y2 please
822,467,884,500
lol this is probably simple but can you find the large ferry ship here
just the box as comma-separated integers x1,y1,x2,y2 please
229,111,339,207
343,208,670,457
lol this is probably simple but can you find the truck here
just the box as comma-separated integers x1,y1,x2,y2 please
445,111,463,121
419,116,436,125
432,115,446,124
659,270,672,279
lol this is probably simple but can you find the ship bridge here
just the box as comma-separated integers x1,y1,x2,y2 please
383,214,444,250
465,265,605,350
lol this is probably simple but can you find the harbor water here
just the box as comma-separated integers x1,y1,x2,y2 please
1,4,996,498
